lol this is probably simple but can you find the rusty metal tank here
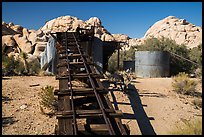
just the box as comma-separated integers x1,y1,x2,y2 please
135,51,170,78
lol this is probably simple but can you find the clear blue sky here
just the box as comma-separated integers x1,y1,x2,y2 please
2,2,202,38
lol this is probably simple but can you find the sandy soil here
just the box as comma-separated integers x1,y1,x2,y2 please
2,76,202,135
107,77,202,135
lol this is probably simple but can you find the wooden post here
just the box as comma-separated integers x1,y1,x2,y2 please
117,48,120,70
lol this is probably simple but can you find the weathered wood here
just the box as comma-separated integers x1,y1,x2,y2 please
58,53,87,59
56,73,103,79
54,88,106,96
55,31,129,135
56,109,123,118
57,59,73,135
78,124,109,135
77,124,129,135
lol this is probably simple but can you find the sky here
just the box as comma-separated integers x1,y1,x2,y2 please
2,2,202,38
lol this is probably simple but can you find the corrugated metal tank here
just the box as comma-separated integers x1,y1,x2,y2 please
135,51,170,78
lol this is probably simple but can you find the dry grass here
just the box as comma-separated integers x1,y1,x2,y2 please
172,72,198,95
38,85,58,111
192,99,202,109
170,118,202,135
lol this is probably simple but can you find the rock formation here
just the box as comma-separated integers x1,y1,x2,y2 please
137,16,202,49
2,15,202,61
40,16,114,42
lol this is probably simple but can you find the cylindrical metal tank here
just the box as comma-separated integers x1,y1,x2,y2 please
135,51,170,78
123,60,135,73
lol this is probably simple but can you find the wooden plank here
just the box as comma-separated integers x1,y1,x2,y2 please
58,54,87,59
78,124,129,135
56,73,103,79
78,124,109,135
57,50,79,54
54,88,106,96
56,109,123,118
57,58,73,135
57,62,94,68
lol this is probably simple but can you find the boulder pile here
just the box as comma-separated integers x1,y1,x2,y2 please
2,15,202,60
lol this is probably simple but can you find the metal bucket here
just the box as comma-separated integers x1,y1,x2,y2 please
135,51,170,78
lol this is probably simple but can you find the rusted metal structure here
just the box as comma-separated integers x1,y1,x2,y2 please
50,27,129,135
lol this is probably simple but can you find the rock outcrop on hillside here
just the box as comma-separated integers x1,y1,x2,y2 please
2,15,202,60
40,16,115,41
143,16,202,48
2,21,49,70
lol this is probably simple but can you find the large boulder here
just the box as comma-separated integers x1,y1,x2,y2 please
2,35,16,52
2,35,16,47
28,32,37,46
143,16,202,48
86,17,102,27
112,34,130,42
101,33,115,41
10,25,23,34
13,34,33,53
40,15,112,42
33,42,47,57
22,28,30,38
2,23,17,35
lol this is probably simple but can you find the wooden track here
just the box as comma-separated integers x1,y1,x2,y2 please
53,30,129,135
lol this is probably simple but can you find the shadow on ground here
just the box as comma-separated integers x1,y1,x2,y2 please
2,77,12,80
2,117,18,127
109,83,157,135
2,96,13,102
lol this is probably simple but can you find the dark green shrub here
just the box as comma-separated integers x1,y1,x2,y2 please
28,60,41,75
2,54,21,75
2,52,41,76
188,44,202,72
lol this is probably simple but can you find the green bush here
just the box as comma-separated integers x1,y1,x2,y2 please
188,44,202,72
28,60,41,75
38,85,58,111
2,54,21,75
2,52,41,76
170,118,202,135
172,72,197,95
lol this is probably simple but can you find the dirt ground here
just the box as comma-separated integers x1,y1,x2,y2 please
2,76,202,135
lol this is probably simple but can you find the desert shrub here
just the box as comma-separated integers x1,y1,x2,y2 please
2,54,22,75
2,52,41,76
172,72,197,95
28,60,41,75
38,85,58,111
188,44,202,76
13,59,27,75
192,99,202,109
170,118,202,135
